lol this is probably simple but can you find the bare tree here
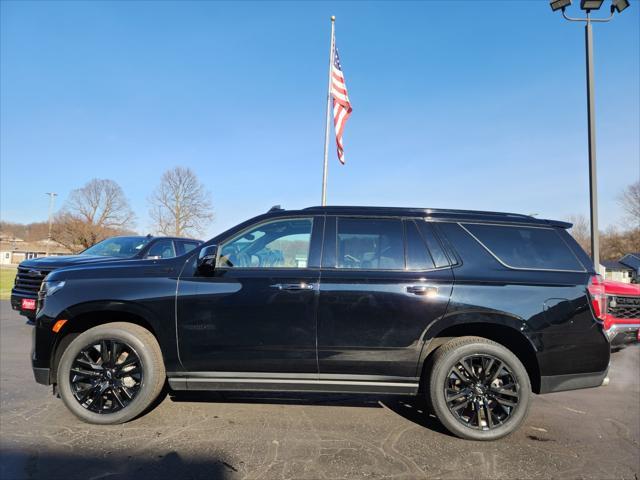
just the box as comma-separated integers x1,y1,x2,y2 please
618,181,640,226
148,167,213,237
600,225,640,260
566,213,640,261
566,214,591,255
52,179,136,251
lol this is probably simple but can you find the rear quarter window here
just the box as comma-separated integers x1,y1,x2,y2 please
462,223,584,271
176,241,200,256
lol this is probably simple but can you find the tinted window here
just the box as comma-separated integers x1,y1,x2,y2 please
337,218,404,270
416,221,451,268
82,236,151,258
405,221,435,270
145,240,176,259
463,224,584,271
219,218,312,268
176,241,199,256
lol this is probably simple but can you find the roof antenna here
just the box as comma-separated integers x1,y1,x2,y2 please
268,205,283,212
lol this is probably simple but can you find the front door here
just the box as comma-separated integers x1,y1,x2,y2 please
177,216,323,373
317,216,454,379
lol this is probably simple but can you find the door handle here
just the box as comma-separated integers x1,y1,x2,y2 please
270,283,316,291
406,285,438,297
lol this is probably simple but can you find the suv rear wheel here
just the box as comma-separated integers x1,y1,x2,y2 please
57,322,165,424
428,336,531,441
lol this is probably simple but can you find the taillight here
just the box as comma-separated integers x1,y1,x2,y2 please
587,275,606,323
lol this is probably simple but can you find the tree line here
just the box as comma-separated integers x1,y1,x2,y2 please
2,178,637,258
1,167,213,253
567,181,639,260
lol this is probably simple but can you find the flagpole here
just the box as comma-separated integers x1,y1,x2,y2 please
321,16,336,206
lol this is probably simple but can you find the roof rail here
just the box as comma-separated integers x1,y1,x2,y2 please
302,206,534,220
422,208,534,220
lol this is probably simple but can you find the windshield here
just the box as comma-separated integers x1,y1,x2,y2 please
81,236,152,258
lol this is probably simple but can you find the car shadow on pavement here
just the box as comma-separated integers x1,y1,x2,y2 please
0,449,236,480
381,396,455,437
168,391,454,437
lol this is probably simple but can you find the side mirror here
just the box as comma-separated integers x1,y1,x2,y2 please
197,245,218,275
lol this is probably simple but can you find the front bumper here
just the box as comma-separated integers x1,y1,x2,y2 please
10,291,38,319
606,323,640,348
33,367,51,385
31,312,58,386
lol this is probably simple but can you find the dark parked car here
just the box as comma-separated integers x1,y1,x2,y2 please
31,206,611,440
11,235,201,321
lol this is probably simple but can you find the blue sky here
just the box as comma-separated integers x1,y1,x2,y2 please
1,1,638,238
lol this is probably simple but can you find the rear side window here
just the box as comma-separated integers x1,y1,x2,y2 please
176,241,200,256
337,218,404,270
405,221,435,270
416,221,451,268
462,223,584,271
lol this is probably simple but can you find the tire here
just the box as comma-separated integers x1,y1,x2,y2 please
57,322,165,425
427,336,531,441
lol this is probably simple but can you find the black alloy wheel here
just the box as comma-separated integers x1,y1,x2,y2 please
57,322,165,424
69,339,143,413
444,354,520,430
428,336,531,440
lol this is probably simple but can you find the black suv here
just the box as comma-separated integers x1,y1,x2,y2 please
11,235,201,321
31,206,610,440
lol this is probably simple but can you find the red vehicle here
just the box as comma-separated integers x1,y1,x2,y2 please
601,279,640,349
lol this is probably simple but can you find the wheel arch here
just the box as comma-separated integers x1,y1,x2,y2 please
419,316,541,394
49,301,160,384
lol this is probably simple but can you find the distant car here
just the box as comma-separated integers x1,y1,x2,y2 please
10,235,202,321
602,279,640,350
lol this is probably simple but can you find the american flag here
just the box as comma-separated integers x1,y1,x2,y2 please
330,44,352,165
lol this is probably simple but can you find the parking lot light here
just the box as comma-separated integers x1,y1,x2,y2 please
550,0,631,273
612,0,630,12
550,0,572,11
581,0,605,9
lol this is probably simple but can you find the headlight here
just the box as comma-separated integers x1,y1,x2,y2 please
40,280,66,297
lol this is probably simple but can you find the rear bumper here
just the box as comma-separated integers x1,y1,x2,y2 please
539,368,609,394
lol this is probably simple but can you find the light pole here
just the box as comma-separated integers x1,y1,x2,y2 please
549,0,630,273
45,192,57,256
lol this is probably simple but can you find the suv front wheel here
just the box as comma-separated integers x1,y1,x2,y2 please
428,336,532,441
57,322,165,424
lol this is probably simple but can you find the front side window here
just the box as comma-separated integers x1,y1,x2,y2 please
337,218,404,270
463,223,584,271
219,218,313,268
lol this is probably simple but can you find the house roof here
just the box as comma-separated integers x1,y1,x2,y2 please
620,253,640,271
601,260,634,272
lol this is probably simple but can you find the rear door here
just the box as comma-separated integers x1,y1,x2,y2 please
317,216,454,380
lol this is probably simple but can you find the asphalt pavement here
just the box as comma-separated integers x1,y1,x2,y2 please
1,300,638,480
